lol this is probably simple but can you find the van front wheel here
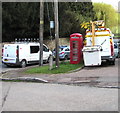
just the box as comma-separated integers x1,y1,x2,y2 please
20,60,26,68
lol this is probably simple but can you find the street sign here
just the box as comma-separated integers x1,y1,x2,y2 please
50,21,54,29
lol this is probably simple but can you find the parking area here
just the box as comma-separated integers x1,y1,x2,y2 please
1,58,119,89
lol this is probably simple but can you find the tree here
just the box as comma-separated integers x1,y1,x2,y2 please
58,2,95,38
2,2,40,42
2,2,95,42
93,3,118,34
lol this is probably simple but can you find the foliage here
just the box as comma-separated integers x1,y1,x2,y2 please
2,2,95,42
81,22,91,30
93,3,118,34
2,2,40,42
58,2,95,38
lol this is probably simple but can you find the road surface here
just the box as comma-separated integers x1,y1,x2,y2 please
1,82,118,111
0,63,21,73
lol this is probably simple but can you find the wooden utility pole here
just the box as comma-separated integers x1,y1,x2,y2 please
54,0,59,68
39,0,44,66
91,21,95,46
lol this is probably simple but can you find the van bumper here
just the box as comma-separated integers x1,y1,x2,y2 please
3,62,21,66
2,58,20,66
101,56,115,61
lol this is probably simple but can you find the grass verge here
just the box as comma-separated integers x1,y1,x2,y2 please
25,61,84,74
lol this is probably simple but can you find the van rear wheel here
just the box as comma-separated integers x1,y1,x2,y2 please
110,60,115,65
107,60,115,65
20,60,26,68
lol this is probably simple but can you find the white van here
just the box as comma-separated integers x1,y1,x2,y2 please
2,42,52,67
83,28,116,66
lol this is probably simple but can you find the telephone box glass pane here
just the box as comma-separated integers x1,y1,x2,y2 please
72,41,78,61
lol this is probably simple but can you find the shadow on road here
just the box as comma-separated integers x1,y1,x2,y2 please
84,59,118,70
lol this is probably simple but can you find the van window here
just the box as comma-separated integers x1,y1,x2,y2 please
43,45,49,52
114,44,118,49
30,46,39,53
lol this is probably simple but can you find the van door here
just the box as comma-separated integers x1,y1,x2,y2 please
43,45,50,61
102,37,112,56
95,37,111,56
29,46,39,63
3,44,17,63
4,45,17,58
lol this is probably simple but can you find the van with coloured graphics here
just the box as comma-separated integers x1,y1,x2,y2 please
82,20,116,66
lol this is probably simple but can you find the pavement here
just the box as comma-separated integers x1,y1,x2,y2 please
0,59,119,88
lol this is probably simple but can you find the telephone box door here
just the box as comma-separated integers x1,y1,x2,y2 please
70,33,83,64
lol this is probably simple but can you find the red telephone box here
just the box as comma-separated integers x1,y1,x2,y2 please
70,33,83,64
